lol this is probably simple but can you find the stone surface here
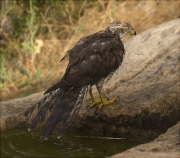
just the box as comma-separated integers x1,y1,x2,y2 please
71,19,180,142
0,92,44,131
0,19,179,146
111,121,180,158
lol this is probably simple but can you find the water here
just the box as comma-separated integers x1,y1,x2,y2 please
1,128,141,157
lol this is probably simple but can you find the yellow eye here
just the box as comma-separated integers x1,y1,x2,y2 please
122,29,126,33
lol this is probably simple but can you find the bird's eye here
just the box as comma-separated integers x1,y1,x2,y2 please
122,29,126,33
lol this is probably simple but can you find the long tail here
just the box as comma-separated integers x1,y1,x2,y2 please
24,87,86,139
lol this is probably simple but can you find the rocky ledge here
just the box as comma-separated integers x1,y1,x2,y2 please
111,121,179,158
0,19,179,156
71,19,179,142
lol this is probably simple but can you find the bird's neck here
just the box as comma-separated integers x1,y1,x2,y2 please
105,27,123,42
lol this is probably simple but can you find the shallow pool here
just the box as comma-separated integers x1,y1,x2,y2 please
1,128,141,157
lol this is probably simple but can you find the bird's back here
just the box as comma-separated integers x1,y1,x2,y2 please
45,30,125,93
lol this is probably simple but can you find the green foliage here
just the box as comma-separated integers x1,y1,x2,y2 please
16,0,55,8
75,25,85,34
23,88,38,96
0,54,42,96
42,52,53,90
15,66,30,78
35,69,41,82
18,80,31,89
22,0,39,54
0,55,12,84
0,0,98,97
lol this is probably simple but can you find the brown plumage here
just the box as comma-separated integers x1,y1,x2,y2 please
24,21,136,139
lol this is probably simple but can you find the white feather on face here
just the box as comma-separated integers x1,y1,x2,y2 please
107,21,136,39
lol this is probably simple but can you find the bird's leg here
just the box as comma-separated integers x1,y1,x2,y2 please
89,89,117,109
89,79,117,109
89,88,101,107
96,80,117,109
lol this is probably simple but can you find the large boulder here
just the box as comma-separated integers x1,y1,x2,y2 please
71,19,179,142
111,121,179,158
0,19,179,144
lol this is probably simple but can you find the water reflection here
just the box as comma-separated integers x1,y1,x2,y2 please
1,128,141,157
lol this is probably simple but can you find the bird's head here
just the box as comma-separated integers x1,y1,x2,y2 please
106,21,136,39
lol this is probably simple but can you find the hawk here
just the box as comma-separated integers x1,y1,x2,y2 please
24,21,136,139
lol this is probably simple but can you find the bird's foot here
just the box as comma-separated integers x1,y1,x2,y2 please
89,94,117,109
98,96,117,109
89,98,102,108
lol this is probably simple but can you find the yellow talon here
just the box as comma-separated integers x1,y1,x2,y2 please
98,95,117,109
89,89,117,109
89,98,101,107
89,89,101,107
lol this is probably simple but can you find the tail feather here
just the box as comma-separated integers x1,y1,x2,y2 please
24,91,58,131
57,87,86,136
41,91,68,137
24,92,55,118
28,101,54,130
24,87,86,138
24,97,46,118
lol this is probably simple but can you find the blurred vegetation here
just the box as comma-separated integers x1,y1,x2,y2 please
0,0,179,101
0,0,92,99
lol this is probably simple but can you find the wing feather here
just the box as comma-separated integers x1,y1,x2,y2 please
45,31,125,93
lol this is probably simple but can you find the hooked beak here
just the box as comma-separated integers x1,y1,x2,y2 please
129,29,136,36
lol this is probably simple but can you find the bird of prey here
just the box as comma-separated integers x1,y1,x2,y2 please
24,21,136,139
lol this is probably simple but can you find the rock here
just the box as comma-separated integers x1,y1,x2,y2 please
0,92,44,131
111,121,180,158
72,19,179,142
0,19,179,145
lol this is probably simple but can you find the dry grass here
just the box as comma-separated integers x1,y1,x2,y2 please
1,0,179,101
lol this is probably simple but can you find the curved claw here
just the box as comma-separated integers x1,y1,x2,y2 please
98,96,117,109
89,88,117,110
104,96,109,100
